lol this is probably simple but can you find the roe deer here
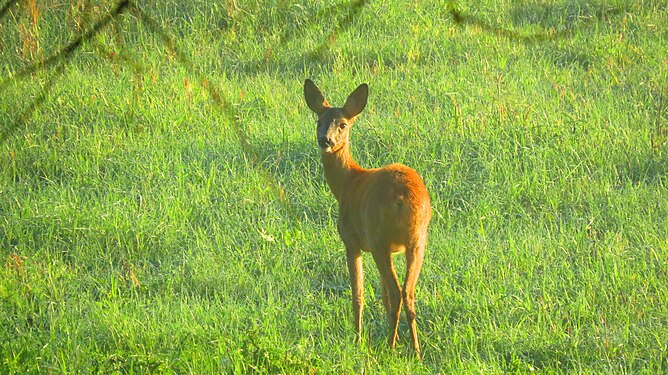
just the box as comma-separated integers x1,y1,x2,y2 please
303,79,431,360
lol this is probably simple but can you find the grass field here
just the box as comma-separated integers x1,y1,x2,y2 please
1,0,667,372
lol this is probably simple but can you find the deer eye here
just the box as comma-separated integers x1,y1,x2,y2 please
339,122,347,129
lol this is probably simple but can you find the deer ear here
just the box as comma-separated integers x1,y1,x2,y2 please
343,83,368,119
304,79,330,116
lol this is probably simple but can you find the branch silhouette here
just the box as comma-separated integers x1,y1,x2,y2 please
309,0,369,58
0,62,66,144
133,4,293,214
224,0,370,76
0,0,17,21
448,1,626,43
0,0,129,89
0,0,130,143
133,5,237,136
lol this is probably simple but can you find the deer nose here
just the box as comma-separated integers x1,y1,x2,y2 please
318,137,333,148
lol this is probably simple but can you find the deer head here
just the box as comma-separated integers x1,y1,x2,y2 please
304,79,368,153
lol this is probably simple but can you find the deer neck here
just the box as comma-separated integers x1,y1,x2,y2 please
321,141,362,202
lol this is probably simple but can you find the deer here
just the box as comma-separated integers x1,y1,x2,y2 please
303,79,432,360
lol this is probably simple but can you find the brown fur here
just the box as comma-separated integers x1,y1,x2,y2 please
304,79,432,360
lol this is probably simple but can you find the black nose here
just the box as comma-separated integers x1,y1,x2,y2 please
318,137,333,148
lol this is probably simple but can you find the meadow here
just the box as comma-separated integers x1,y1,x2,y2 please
1,0,667,372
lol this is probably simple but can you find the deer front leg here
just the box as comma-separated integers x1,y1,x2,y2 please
345,246,364,342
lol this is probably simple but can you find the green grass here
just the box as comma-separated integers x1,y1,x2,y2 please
1,0,667,372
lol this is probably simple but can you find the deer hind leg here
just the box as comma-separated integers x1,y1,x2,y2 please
371,249,402,349
403,242,425,360
345,245,364,342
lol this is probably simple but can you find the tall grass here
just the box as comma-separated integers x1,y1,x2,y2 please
1,0,667,372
